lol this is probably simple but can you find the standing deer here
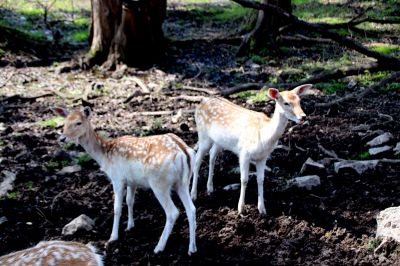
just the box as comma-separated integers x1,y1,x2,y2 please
190,84,312,215
52,107,197,255
0,240,103,266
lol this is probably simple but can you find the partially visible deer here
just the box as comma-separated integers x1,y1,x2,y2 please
190,84,312,215
52,107,197,255
0,240,103,266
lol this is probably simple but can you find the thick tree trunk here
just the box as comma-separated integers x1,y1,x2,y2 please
238,0,292,55
85,0,166,69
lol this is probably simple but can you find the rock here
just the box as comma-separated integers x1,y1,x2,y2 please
334,160,379,175
0,170,17,198
171,109,183,124
62,214,95,236
394,142,400,155
223,183,240,191
57,165,82,175
366,133,393,147
55,64,71,74
368,145,392,156
300,158,325,175
376,206,400,243
0,216,8,225
288,175,321,190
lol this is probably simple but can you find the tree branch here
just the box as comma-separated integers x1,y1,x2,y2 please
316,71,400,107
230,0,400,66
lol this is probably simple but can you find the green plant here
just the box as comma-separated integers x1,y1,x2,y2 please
6,191,19,200
366,238,380,251
71,30,88,42
152,118,164,130
74,153,93,165
316,82,346,95
24,181,34,191
38,116,64,128
356,151,370,160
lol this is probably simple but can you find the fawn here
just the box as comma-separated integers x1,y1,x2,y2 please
52,107,197,255
0,240,103,266
190,84,312,215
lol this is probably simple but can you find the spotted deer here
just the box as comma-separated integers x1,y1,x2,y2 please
52,107,197,255
190,84,312,215
0,240,103,266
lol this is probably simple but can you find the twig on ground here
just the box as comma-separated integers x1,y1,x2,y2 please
171,95,205,102
0,70,16,89
180,85,218,95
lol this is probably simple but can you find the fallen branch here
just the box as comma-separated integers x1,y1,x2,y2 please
180,85,218,95
131,76,150,94
316,71,400,107
0,70,16,89
171,95,205,102
128,109,195,116
231,0,400,67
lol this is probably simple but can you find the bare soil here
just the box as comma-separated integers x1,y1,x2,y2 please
1,3,400,266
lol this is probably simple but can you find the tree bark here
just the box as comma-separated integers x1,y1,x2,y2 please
85,0,166,69
238,0,292,56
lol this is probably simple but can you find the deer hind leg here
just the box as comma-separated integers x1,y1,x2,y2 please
238,153,250,214
176,183,197,255
256,161,267,215
126,185,137,231
191,137,212,201
151,183,179,254
207,144,222,194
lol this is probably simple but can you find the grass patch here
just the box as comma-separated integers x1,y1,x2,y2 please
355,151,370,160
38,116,64,128
316,82,346,94
370,44,400,56
71,30,88,42
213,5,250,21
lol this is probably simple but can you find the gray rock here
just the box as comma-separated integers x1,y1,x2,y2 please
57,165,82,175
369,145,392,156
394,142,400,155
223,183,240,191
62,214,95,236
334,160,379,175
0,171,17,198
300,158,325,175
367,133,393,147
288,175,321,190
376,206,400,242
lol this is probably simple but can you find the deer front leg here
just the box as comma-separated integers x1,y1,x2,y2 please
256,161,267,215
108,181,124,244
238,153,250,214
191,139,212,200
126,185,137,231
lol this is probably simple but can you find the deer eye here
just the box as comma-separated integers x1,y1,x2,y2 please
75,121,82,126
284,102,290,106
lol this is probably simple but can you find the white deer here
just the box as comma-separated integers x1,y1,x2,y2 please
0,240,103,266
52,107,197,255
190,84,312,215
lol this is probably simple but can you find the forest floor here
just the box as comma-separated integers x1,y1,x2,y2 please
1,0,400,265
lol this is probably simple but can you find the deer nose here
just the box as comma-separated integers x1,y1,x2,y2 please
297,113,307,121
58,135,67,143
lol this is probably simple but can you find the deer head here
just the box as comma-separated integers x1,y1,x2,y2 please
267,84,312,123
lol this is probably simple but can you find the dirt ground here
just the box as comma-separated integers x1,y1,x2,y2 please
1,3,400,266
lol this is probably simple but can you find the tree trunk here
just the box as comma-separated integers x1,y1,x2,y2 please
238,0,292,56
85,0,166,69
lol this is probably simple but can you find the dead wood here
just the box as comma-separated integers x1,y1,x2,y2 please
316,71,400,107
171,95,205,102
127,109,195,116
180,85,218,95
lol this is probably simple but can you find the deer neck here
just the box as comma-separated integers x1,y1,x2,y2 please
77,125,107,165
261,104,288,144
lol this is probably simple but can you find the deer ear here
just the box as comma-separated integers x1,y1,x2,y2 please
292,84,312,96
83,106,92,119
267,88,280,100
51,107,69,118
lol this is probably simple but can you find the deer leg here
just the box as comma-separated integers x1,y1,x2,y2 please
126,185,137,231
207,144,221,194
108,181,125,243
151,184,179,254
191,138,212,200
176,183,197,255
238,153,250,214
256,161,267,215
